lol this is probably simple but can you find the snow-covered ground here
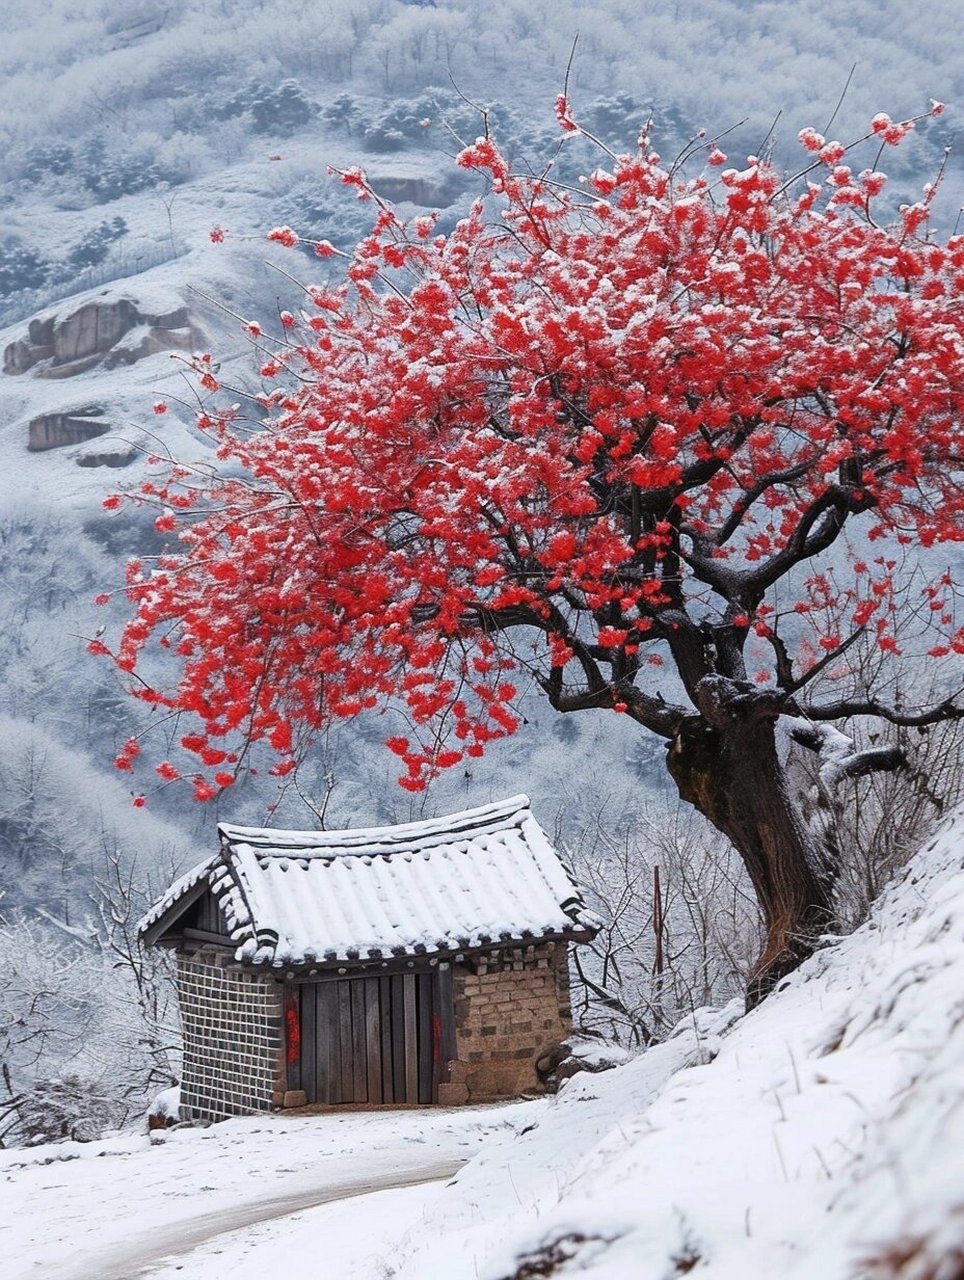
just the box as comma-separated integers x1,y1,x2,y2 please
7,805,963,1279
1,1102,528,1279
389,808,964,1280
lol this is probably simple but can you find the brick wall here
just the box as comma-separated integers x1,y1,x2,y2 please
447,943,572,1103
176,949,285,1121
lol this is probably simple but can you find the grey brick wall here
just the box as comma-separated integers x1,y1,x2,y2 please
176,950,284,1121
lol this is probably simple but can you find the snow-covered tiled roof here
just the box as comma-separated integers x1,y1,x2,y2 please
139,795,599,968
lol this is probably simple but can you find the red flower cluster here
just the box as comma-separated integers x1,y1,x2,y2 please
103,103,964,795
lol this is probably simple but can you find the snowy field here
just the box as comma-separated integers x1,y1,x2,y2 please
6,805,964,1279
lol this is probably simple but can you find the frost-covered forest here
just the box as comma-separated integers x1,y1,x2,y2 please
1,0,962,1151
2,0,961,327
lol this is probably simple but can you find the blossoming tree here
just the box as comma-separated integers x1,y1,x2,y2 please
101,101,964,1002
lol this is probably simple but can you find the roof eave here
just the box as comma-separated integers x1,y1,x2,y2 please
235,925,597,973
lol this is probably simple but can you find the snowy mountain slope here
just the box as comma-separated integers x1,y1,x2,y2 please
2,2,960,165
384,804,964,1280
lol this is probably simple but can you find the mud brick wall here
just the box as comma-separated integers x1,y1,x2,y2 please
448,943,572,1103
176,950,284,1121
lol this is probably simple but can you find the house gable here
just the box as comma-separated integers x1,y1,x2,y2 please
141,881,230,948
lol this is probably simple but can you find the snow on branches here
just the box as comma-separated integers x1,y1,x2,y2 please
100,102,964,797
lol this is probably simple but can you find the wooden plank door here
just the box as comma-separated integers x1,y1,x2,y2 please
292,973,439,1106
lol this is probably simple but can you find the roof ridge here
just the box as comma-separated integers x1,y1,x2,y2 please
217,793,531,853
211,840,259,952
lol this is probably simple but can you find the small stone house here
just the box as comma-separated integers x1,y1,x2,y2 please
139,795,599,1121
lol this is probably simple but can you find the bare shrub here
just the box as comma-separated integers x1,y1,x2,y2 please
788,716,964,931
565,806,760,1047
0,850,179,1148
859,1206,964,1280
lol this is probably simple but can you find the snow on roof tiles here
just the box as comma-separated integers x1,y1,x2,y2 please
139,795,599,968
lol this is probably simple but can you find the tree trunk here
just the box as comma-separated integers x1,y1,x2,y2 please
666,710,834,1008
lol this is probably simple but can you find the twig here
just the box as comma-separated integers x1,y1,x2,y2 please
824,62,857,135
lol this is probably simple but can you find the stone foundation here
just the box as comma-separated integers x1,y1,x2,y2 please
176,949,284,1122
450,943,572,1102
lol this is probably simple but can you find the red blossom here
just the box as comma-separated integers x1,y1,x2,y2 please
798,127,825,153
871,113,914,146
554,94,580,134
818,140,846,165
98,105,964,794
267,225,299,248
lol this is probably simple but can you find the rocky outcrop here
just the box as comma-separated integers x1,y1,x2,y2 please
75,446,138,469
28,407,110,452
4,296,196,377
27,405,137,467
107,9,167,49
369,175,458,207
4,316,56,376
9,291,195,467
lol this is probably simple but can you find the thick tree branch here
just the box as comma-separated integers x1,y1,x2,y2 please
801,695,964,727
714,450,825,548
739,483,875,602
787,722,906,779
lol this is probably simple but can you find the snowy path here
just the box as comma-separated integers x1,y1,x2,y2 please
2,1103,532,1279
40,1159,463,1280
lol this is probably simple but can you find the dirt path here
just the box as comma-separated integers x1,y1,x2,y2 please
42,1160,464,1280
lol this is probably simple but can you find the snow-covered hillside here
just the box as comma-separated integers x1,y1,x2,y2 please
6,800,964,1279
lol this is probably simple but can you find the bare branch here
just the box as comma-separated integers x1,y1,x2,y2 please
802,695,964,727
